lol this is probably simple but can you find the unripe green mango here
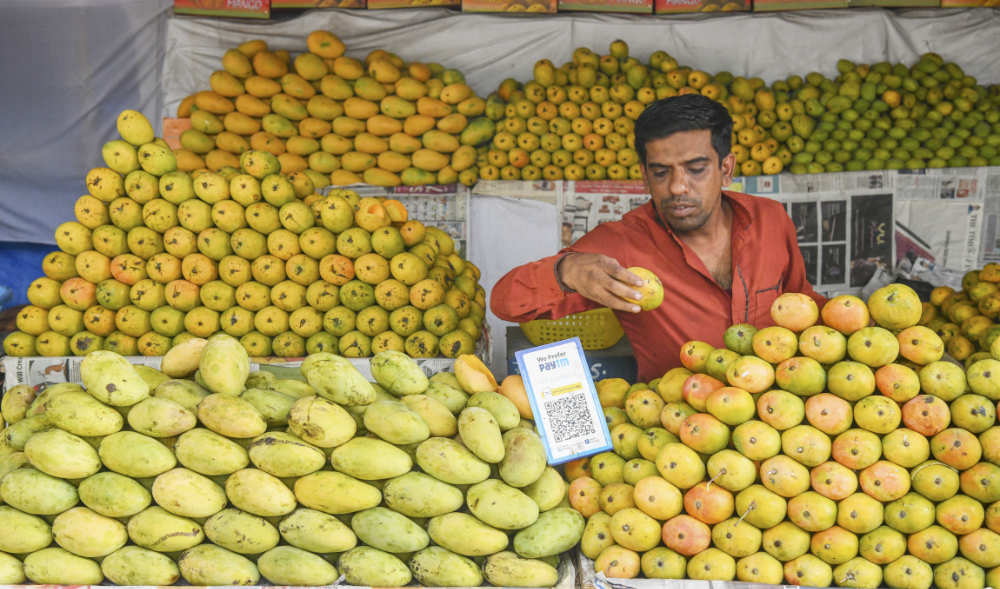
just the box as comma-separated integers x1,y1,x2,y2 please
127,396,196,437
81,350,149,406
44,390,123,436
339,546,411,587
178,544,259,586
382,471,464,518
371,350,429,395
415,436,490,485
458,406,505,463
152,467,226,518
301,352,375,406
225,468,297,517
351,506,429,554
25,428,101,479
240,387,296,426
278,507,357,553
248,431,325,478
52,506,128,558
294,471,381,514
23,547,103,585
512,507,585,558
0,505,52,553
0,467,78,515
204,507,280,555
99,431,175,477
287,395,356,448
468,390,520,430
330,436,412,480
428,512,509,556
101,546,180,586
258,546,339,586
467,479,540,530
78,471,151,517
197,333,250,395
127,506,203,552
484,550,560,587
174,428,249,475
410,546,483,587
500,427,547,488
153,379,210,412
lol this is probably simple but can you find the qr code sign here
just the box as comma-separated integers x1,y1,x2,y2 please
544,394,596,444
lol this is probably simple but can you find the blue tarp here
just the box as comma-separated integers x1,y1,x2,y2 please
0,242,54,310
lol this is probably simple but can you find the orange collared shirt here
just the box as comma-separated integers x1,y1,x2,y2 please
491,190,826,382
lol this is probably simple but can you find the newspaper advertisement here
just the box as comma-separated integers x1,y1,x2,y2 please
731,170,893,196
321,183,472,257
558,180,650,247
977,167,1000,264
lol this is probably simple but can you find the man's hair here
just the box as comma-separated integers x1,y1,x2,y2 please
634,94,733,166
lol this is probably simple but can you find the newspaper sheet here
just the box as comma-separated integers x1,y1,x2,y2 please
978,167,1000,264
557,181,649,247
472,180,563,205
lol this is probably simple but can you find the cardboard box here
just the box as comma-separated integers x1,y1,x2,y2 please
560,0,652,13
462,0,557,12
162,117,192,151
367,0,458,8
271,0,365,7
753,0,846,9
654,0,747,11
174,0,270,17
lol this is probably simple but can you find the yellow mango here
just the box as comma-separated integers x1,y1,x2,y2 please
354,132,389,155
404,114,436,137
363,168,402,187
321,133,353,155
417,96,451,118
331,436,412,480
235,94,270,117
460,117,497,146
457,96,486,117
422,129,460,153
204,508,279,554
332,116,366,137
451,145,477,171
412,149,450,172
440,83,473,105
257,546,338,586
52,506,128,558
367,114,403,137
298,117,332,138
344,97,379,120
281,72,316,99
271,94,308,121
428,512,508,556
437,113,468,134
278,507,357,553
330,170,363,186
209,70,245,97
127,506,203,552
389,133,422,155
396,77,429,101
401,167,437,186
23,547,103,585
194,91,235,114
410,546,483,587
377,151,411,173
354,77,388,101
0,504,52,554
222,49,253,78
101,546,180,586
244,75,282,98
320,74,353,100
381,96,417,119
341,151,377,173
294,471,381,514
177,544,258,586
369,60,401,84
306,95,343,120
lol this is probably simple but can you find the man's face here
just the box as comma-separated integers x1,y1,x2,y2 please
641,129,735,234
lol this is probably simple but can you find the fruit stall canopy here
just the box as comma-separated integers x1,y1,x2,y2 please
1,3,1000,246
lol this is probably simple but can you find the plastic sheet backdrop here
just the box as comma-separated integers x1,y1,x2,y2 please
0,0,173,244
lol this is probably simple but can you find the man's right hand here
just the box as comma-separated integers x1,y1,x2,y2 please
557,253,645,314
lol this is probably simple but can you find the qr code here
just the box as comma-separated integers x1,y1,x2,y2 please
544,394,596,444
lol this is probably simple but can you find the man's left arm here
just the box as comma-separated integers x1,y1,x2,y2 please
780,212,828,307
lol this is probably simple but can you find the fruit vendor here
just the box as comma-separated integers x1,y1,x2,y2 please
492,94,825,381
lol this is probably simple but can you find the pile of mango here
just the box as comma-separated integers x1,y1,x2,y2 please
175,31,494,187
3,109,486,359
0,335,577,586
568,284,1000,589
482,41,1000,180
919,264,1000,365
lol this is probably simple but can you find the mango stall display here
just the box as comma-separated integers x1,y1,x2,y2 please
174,31,494,188
0,337,578,587
918,263,1000,365
480,40,1000,181
2,110,487,360
568,284,1000,589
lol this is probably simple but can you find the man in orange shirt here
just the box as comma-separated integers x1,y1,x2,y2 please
491,94,825,381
